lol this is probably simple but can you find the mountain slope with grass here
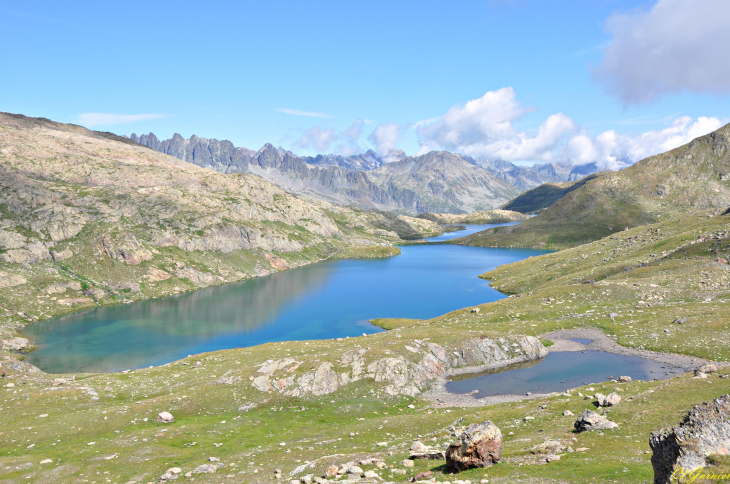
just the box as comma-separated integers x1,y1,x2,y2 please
456,123,730,249
3,208,730,483
0,112,440,330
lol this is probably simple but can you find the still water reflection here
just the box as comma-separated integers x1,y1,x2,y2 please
24,243,548,373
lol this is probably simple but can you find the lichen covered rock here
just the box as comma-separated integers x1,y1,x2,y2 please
446,421,502,472
650,394,730,484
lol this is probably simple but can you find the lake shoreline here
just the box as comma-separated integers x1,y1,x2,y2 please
421,327,714,408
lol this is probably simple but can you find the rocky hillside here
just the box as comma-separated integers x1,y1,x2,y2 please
131,133,607,215
0,112,440,328
455,123,730,249
418,209,529,225
365,151,520,213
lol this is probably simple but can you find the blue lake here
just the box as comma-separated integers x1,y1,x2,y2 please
23,237,548,374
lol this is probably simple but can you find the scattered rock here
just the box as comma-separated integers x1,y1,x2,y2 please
617,376,632,382
596,392,621,407
412,470,433,481
470,308,480,314
532,440,564,455
40,459,53,465
325,465,338,477
192,464,217,474
347,466,363,475
410,440,446,459
650,394,730,484
563,410,574,416
208,457,219,462
574,410,618,432
401,459,414,467
156,412,174,423
446,421,502,472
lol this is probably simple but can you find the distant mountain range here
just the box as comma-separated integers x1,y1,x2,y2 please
128,132,609,214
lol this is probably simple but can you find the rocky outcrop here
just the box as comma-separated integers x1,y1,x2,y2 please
248,336,546,398
99,234,153,265
650,395,730,484
445,421,502,472
574,410,619,432
2,337,30,351
0,271,27,288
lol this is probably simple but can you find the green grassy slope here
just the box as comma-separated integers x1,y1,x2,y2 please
502,174,605,214
4,210,730,483
457,123,730,250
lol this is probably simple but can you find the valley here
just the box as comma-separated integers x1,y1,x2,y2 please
2,114,730,484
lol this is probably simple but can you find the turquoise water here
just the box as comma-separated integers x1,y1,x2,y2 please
446,351,683,396
23,242,549,373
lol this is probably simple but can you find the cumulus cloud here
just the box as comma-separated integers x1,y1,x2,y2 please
415,87,723,170
298,126,337,151
77,113,168,127
275,108,333,118
594,0,730,104
368,123,402,158
416,88,576,161
567,116,723,169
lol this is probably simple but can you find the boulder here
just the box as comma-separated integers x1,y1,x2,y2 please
532,440,564,455
573,410,618,432
446,421,502,472
156,411,174,423
596,392,621,407
696,364,718,376
409,440,446,459
617,376,632,382
650,395,730,484
192,464,217,474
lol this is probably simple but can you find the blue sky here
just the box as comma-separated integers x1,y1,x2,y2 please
2,0,729,166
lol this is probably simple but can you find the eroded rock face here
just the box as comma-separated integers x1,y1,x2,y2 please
446,421,502,472
650,394,730,484
2,337,30,351
99,233,153,265
574,410,618,432
247,336,547,398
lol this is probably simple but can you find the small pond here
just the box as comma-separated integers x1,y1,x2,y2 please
445,351,684,397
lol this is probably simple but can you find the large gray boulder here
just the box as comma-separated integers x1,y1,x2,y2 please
650,394,730,484
445,421,502,472
573,410,618,432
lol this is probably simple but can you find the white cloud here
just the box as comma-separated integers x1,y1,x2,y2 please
415,87,723,169
368,123,402,158
594,0,730,104
298,126,337,152
275,108,333,118
416,88,576,162
567,116,724,169
77,113,168,127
